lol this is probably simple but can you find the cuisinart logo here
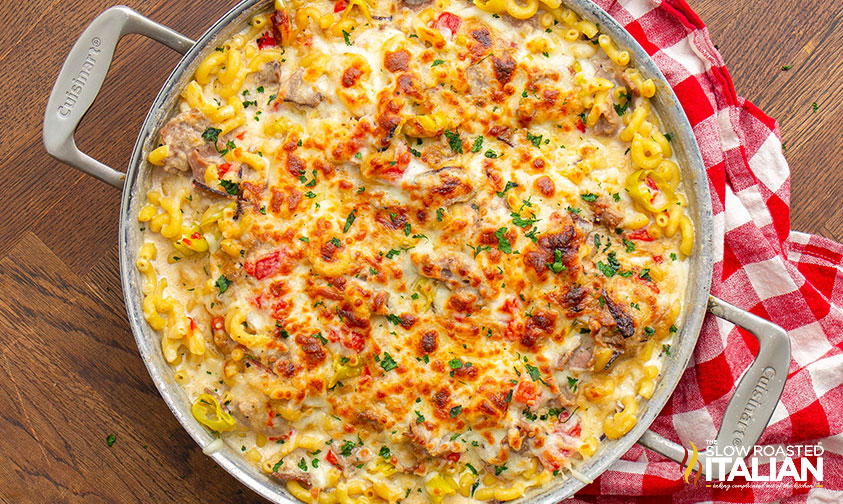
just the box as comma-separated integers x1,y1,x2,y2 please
58,37,102,117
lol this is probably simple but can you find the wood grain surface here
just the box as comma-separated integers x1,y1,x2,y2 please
1,0,840,502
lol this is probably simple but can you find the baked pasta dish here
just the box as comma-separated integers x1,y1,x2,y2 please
136,0,693,501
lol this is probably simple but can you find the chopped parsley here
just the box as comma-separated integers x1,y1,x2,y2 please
380,352,398,372
511,210,539,228
304,191,316,198
504,388,513,403
342,30,352,46
343,209,357,233
663,344,672,356
494,464,508,476
670,252,678,261
580,192,598,202
298,458,308,472
781,64,793,71
613,91,630,116
403,222,412,236
219,179,239,195
644,326,656,336
465,463,478,475
566,206,582,214
259,205,267,215
811,102,819,113
385,248,401,259
639,268,652,281
449,405,462,418
215,275,232,294
496,181,518,198
444,129,463,154
468,244,491,258
494,227,512,254
330,237,342,248
484,149,499,159
613,192,621,202
546,249,566,273
448,358,463,369
526,131,543,148
431,59,445,67
471,136,484,153
385,313,403,326
201,127,222,143
409,147,421,157
436,208,445,221
379,446,391,458
623,239,636,253
596,251,621,277
670,324,678,333
567,376,578,392
106,434,116,447
414,411,425,423
313,332,328,345
525,363,542,382
340,440,356,456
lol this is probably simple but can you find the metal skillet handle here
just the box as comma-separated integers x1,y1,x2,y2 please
638,295,791,480
42,5,194,189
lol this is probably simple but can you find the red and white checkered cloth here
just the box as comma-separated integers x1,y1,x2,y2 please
562,0,843,502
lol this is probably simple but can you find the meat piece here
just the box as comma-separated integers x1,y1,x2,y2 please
404,421,431,451
283,68,323,108
593,106,620,136
589,197,623,228
622,72,641,96
188,145,239,197
158,109,209,172
523,222,583,277
522,309,557,348
271,465,313,486
492,53,516,84
296,333,327,365
412,252,493,299
557,340,594,370
549,284,588,317
255,60,282,87
231,397,288,437
470,27,492,48
466,65,491,95
407,166,475,207
489,124,514,146
188,144,223,180
602,289,635,338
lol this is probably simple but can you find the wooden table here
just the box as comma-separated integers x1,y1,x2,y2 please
1,0,840,502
